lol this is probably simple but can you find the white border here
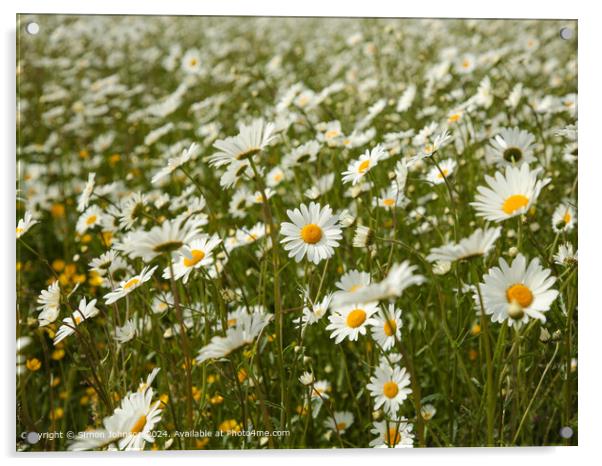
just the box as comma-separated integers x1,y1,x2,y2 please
2,1,599,465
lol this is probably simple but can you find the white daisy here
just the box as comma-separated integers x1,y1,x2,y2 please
426,158,457,185
36,281,61,326
471,164,550,222
69,372,162,451
342,145,385,185
208,119,275,168
181,48,202,75
76,205,104,235
554,243,577,267
104,265,157,305
426,227,501,263
151,143,199,184
370,419,414,448
114,319,137,344
163,234,221,283
552,203,576,232
116,216,204,261
367,363,412,415
53,298,100,345
324,411,354,434
196,307,272,363
326,302,379,343
487,127,536,166
280,202,343,264
335,262,424,306
370,304,402,351
477,254,559,326
16,210,38,239
77,172,96,212
295,293,332,328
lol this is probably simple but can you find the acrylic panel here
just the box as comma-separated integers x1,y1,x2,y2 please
16,14,578,451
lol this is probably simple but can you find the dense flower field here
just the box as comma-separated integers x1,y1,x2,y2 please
16,15,577,450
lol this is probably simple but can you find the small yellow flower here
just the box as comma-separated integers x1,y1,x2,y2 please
52,259,66,272
51,349,65,361
26,358,41,371
50,407,64,420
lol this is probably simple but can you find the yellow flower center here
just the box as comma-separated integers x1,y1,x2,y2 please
336,422,347,431
325,129,340,139
383,198,395,207
448,113,461,123
358,159,371,174
563,212,571,224
502,194,529,215
86,215,97,225
124,278,140,289
189,58,198,66
462,59,471,69
131,415,147,434
16,227,24,234
74,315,83,325
346,309,367,328
183,249,205,267
300,223,323,244
386,427,401,446
506,284,534,308
349,284,362,292
384,319,397,336
436,169,449,179
383,381,399,399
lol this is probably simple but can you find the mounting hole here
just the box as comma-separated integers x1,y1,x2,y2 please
559,27,573,40
26,22,40,35
559,426,574,439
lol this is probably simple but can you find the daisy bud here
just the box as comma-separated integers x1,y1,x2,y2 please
530,222,540,232
299,371,314,385
372,409,383,421
508,246,519,257
507,301,525,320
552,329,562,341
324,364,333,374
539,327,551,342
303,356,312,365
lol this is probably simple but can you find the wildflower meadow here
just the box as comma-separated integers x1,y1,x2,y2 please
16,15,577,450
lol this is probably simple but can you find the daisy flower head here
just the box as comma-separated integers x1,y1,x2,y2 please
104,265,157,305
69,373,162,451
477,254,559,327
342,144,386,185
367,363,412,415
370,304,402,351
196,307,272,363
163,234,221,283
117,216,204,261
426,227,501,263
554,242,578,267
36,281,61,326
151,143,199,184
426,158,457,185
118,192,148,230
326,301,379,343
77,172,96,212
280,202,343,264
471,164,550,222
336,261,425,306
352,225,374,248
375,185,405,209
296,293,332,328
324,411,354,434
208,119,276,168
552,203,576,232
16,210,38,239
370,419,414,448
114,319,137,344
54,298,99,345
181,48,202,75
487,127,536,166
76,205,104,235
